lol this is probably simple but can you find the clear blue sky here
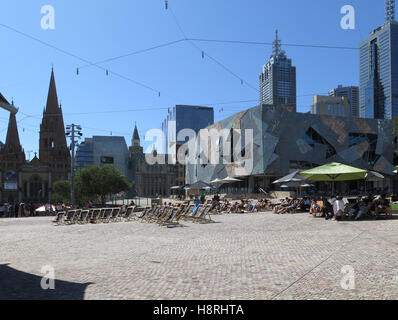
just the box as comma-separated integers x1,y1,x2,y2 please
0,0,387,158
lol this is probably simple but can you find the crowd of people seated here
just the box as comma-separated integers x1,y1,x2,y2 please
308,193,392,221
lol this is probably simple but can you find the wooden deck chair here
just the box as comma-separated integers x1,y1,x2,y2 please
90,208,102,223
64,210,77,225
186,204,203,221
77,210,90,224
110,208,121,222
192,205,213,223
154,206,172,223
178,204,195,221
140,206,156,222
102,208,113,223
137,207,152,220
158,207,182,227
146,206,161,223
123,206,136,221
53,211,65,225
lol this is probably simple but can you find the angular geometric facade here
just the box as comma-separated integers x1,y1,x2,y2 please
186,105,396,191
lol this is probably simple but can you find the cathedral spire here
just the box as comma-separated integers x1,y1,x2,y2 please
45,68,60,114
3,112,23,155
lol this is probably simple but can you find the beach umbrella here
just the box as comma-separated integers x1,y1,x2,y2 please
365,171,384,182
170,186,182,190
210,178,225,185
186,181,211,190
273,170,306,184
222,176,243,184
301,162,367,195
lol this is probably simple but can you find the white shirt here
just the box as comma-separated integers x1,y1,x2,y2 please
333,199,345,214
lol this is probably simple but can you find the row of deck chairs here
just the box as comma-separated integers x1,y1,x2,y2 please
133,203,214,227
53,203,214,227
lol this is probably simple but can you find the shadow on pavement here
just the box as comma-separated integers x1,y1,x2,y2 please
0,264,93,300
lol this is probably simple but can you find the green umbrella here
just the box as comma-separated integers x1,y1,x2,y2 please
301,162,367,195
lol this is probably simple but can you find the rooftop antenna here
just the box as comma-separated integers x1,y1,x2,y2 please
273,29,281,56
386,0,395,22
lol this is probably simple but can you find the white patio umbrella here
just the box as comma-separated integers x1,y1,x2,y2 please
222,176,243,184
210,178,226,185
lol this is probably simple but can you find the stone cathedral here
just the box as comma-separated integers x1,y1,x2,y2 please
0,69,70,205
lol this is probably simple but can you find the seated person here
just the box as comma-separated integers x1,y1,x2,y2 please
273,198,291,214
375,193,392,217
348,198,361,220
309,199,321,216
322,198,334,220
332,194,345,221
301,198,311,212
354,195,374,220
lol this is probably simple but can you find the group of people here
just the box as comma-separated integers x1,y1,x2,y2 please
272,198,311,214
309,193,392,221
209,195,270,214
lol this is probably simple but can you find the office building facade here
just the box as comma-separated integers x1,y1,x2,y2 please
311,95,350,118
329,85,359,117
161,105,214,153
259,30,296,110
359,1,398,119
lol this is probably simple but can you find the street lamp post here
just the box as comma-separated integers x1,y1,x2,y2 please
66,124,82,207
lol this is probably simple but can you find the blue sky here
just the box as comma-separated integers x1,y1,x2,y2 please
0,0,388,158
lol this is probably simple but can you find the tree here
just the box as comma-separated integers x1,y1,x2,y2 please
75,165,132,205
52,180,71,204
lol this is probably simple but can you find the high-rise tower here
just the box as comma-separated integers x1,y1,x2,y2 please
359,0,398,119
259,30,297,110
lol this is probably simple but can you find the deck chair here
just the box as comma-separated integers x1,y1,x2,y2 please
178,204,195,221
137,207,152,220
154,206,172,223
77,210,90,224
158,207,182,227
53,211,65,225
146,206,161,223
64,210,77,225
90,209,102,223
187,204,203,220
110,208,121,222
123,206,136,221
192,205,213,223
102,208,113,223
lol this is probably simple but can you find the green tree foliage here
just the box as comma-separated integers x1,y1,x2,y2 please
52,180,71,204
75,165,132,205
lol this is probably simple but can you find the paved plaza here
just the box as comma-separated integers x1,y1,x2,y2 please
0,212,397,300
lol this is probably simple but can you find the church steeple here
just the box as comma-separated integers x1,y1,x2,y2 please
129,123,143,154
45,67,60,114
132,123,140,147
3,112,23,155
39,69,71,181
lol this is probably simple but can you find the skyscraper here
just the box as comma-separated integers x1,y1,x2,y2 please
259,30,296,110
359,0,398,119
329,85,359,117
161,105,214,154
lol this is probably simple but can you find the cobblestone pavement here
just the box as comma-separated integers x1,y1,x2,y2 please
0,213,397,300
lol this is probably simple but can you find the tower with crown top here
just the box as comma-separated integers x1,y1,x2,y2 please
259,29,297,110
39,69,71,181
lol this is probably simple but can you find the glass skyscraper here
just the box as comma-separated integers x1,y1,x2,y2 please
161,105,214,153
259,30,296,110
359,2,398,119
